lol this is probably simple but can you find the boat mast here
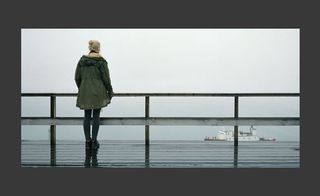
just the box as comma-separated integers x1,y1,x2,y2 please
250,125,256,135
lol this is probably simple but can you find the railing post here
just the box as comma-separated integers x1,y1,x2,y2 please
50,144,56,166
145,145,150,168
145,96,150,146
233,146,238,168
50,95,56,147
234,96,239,147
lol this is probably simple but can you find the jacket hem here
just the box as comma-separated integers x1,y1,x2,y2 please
76,102,111,110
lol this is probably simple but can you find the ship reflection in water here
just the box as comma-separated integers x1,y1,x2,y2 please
204,126,276,142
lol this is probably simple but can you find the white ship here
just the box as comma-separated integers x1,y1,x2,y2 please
204,126,262,142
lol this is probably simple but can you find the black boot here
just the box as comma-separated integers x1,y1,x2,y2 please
91,139,100,149
85,139,92,149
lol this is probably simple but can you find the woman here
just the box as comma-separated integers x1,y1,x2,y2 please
75,40,114,149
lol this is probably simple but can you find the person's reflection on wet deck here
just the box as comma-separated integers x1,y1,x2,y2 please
84,147,99,168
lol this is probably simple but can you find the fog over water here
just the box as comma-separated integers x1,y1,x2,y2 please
21,29,299,141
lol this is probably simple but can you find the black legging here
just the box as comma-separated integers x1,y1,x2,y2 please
83,108,101,141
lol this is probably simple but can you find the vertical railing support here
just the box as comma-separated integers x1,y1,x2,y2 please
145,96,150,146
50,145,56,166
233,146,238,168
145,145,150,168
234,96,239,147
50,95,56,147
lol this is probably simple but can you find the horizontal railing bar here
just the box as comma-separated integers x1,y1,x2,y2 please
21,93,300,97
21,117,300,126
21,92,300,149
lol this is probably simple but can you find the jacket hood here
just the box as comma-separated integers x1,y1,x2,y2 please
79,55,105,67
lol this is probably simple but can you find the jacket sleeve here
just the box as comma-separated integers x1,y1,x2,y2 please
75,60,81,89
99,60,113,95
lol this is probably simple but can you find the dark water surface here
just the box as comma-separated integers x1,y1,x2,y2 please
21,140,300,168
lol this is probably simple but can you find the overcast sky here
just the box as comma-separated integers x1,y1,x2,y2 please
21,29,299,141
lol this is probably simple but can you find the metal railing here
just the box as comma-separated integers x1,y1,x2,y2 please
21,93,300,148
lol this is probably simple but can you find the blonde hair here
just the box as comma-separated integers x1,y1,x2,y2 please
88,40,100,52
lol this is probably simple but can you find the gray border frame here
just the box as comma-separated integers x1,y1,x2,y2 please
1,0,317,195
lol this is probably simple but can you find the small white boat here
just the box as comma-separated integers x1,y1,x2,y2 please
204,126,275,142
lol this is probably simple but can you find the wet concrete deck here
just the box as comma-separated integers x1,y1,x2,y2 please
21,140,300,168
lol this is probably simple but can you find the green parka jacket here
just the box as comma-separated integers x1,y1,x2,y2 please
75,55,113,110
